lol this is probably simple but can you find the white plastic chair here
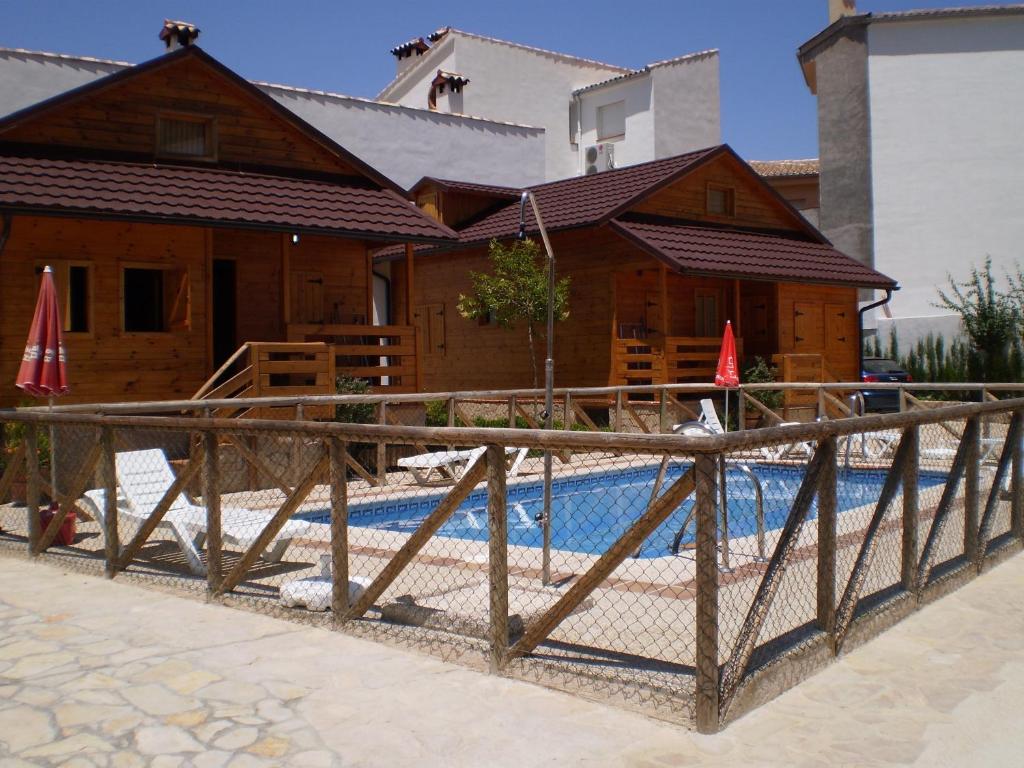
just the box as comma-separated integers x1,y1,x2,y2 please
81,448,314,575
398,446,528,485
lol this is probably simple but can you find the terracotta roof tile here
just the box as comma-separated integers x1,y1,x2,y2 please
748,159,819,178
411,177,520,199
0,155,456,242
454,145,724,244
610,219,894,289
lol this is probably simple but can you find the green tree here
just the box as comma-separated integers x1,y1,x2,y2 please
457,238,571,387
936,258,1020,382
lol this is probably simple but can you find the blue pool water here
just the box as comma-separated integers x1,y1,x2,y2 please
299,463,947,559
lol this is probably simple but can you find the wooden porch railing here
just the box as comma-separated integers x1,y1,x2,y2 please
612,336,744,388
193,342,335,419
288,324,418,394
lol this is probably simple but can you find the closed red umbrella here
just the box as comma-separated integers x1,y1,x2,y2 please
715,320,739,431
16,266,69,531
16,266,69,397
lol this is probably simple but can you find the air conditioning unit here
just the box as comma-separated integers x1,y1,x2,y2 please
584,143,615,175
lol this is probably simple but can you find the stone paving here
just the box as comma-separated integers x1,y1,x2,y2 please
2,551,1024,766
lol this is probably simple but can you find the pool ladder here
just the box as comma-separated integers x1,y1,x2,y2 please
633,422,767,568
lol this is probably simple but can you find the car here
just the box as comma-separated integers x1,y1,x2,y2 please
861,357,911,413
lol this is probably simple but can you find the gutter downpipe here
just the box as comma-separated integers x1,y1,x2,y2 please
858,288,893,373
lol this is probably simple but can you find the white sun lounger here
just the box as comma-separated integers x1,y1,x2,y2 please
398,445,528,485
680,398,813,461
80,448,314,576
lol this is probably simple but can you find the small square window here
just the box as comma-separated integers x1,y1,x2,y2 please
36,262,92,333
597,100,625,141
156,115,214,159
122,266,190,333
707,184,735,217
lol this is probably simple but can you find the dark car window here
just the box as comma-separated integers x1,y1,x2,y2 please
863,358,904,374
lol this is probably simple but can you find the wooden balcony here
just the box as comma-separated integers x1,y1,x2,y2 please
612,336,744,388
288,323,418,394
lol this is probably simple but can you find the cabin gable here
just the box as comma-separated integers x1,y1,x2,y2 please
0,53,360,178
627,152,814,235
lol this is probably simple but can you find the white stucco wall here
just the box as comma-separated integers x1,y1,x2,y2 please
651,52,721,158
382,32,627,181
867,16,1024,328
263,84,546,189
577,75,654,171
0,49,126,119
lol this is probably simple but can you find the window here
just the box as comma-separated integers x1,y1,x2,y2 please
156,115,214,160
706,184,736,217
695,291,719,337
36,262,91,333
122,266,190,332
596,100,625,141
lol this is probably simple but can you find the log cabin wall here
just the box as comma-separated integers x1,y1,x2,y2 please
0,56,356,177
413,229,648,391
0,215,210,406
286,234,370,325
630,153,800,231
776,282,860,380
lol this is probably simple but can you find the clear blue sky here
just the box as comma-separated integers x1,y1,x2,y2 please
0,0,1000,160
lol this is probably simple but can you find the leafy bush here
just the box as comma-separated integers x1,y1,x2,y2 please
424,400,449,427
334,375,374,424
743,356,782,410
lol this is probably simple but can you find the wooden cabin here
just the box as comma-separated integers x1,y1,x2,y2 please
382,145,896,394
0,44,454,408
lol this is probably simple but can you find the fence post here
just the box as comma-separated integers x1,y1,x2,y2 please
203,429,222,595
25,424,40,557
614,390,623,432
486,445,509,673
898,387,907,413
329,438,350,622
901,426,920,593
448,397,456,450
376,402,388,487
101,426,119,578
737,388,746,432
564,392,574,431
963,416,980,557
817,435,837,639
694,452,720,733
1013,410,1024,542
508,395,517,428
817,386,826,421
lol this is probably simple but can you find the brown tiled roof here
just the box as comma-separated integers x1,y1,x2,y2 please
610,219,894,289
0,155,456,243
411,177,520,199
454,145,725,244
749,159,819,178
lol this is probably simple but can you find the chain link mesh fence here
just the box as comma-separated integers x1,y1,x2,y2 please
1,389,1023,731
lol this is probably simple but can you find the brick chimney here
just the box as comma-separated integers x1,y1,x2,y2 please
828,0,857,23
159,20,201,51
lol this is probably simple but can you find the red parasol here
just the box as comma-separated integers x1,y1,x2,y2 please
714,321,739,432
715,320,739,388
16,266,69,397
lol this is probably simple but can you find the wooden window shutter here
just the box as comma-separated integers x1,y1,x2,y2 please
414,303,445,357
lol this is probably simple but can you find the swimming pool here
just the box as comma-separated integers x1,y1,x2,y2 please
300,463,947,559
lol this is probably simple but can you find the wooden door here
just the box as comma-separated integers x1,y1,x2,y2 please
825,303,851,354
413,303,446,357
695,290,720,337
290,270,324,323
793,301,824,351
644,291,664,337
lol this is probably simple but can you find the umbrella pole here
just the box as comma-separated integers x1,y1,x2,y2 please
48,395,57,508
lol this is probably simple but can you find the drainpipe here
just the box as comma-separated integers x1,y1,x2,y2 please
858,288,893,374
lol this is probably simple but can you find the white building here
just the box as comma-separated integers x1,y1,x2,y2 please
798,2,1024,347
0,46,546,190
378,27,721,181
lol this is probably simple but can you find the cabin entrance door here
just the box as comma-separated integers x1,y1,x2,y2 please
211,258,238,370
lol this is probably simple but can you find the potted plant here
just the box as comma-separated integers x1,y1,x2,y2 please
2,421,51,505
743,357,783,429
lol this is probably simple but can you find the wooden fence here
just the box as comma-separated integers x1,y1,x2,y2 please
2,395,1023,731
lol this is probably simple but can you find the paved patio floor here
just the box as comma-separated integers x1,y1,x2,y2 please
1,552,1023,767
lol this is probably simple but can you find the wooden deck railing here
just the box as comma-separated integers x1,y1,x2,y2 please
613,336,744,388
288,323,418,394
